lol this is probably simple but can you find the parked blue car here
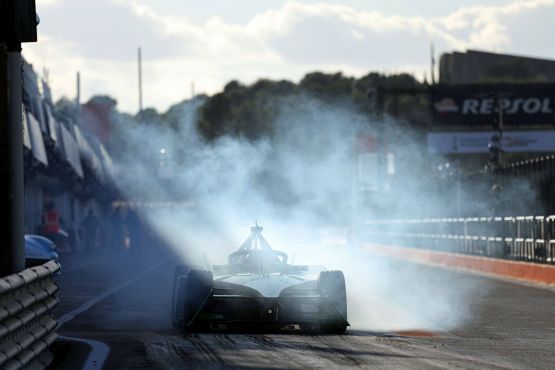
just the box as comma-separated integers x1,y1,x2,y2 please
25,235,60,270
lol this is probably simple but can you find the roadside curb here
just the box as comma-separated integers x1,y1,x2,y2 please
364,244,555,286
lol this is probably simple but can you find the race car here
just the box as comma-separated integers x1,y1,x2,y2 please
172,224,348,334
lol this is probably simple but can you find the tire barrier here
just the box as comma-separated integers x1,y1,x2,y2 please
364,215,555,264
0,261,60,370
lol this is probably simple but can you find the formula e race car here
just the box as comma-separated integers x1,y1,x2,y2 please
172,224,348,334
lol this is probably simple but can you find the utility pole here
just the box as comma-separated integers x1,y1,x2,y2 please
0,44,25,275
0,0,38,275
488,94,505,173
4,43,24,274
138,47,143,113
430,43,436,85
76,71,81,106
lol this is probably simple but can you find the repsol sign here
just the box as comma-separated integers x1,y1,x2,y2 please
432,84,555,126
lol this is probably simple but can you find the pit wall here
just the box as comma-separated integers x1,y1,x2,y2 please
364,244,555,286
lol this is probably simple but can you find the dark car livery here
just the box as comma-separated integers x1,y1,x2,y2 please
172,224,348,333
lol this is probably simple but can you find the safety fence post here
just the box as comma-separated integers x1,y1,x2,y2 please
547,216,555,264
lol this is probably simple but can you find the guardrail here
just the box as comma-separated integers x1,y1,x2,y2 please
0,261,60,370
364,216,555,264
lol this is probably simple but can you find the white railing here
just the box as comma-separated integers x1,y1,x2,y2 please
365,216,555,263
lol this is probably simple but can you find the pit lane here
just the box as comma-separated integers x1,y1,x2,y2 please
51,249,555,370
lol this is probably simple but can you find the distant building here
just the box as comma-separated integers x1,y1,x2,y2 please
439,50,555,84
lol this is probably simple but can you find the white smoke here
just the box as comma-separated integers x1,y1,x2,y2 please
111,95,493,333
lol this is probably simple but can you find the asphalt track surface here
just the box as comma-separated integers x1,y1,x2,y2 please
51,248,555,370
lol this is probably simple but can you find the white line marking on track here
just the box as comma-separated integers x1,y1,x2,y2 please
58,258,167,327
59,335,110,370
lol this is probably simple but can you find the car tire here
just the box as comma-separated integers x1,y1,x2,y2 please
172,265,189,331
172,266,213,333
318,270,348,334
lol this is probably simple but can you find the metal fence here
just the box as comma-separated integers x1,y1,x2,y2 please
501,155,555,215
365,216,555,264
0,261,60,370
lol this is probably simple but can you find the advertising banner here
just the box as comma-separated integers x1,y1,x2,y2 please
432,84,555,126
428,131,555,154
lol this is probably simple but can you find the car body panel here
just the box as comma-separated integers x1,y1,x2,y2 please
215,274,311,298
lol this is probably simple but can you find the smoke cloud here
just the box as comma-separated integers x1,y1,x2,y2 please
109,94,524,332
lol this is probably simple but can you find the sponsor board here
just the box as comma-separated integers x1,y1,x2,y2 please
428,131,555,154
432,84,555,126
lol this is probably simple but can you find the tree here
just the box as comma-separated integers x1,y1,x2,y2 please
136,107,160,124
194,71,427,142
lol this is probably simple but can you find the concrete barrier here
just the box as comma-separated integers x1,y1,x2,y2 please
365,244,555,286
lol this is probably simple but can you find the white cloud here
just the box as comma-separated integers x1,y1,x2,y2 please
36,0,60,5
436,0,555,50
23,0,555,112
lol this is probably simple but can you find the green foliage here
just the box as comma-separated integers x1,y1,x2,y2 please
136,107,160,124
54,96,80,121
87,95,117,107
196,71,427,142
114,71,427,142
197,79,298,141
299,72,354,99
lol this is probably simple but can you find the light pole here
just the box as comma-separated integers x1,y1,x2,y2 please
138,47,143,113
488,94,505,174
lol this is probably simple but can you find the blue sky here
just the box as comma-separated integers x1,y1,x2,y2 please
26,0,555,112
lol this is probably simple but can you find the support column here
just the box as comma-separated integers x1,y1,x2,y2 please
0,42,25,275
